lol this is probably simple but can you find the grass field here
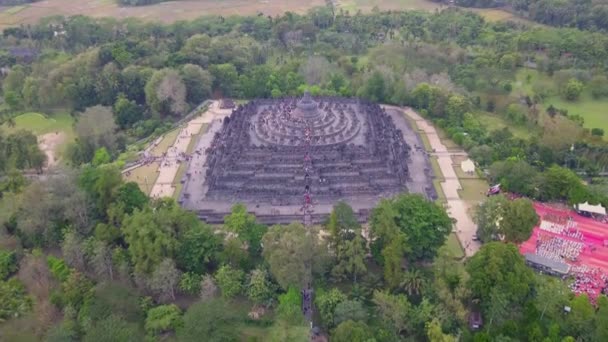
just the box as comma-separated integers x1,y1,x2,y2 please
1,112,75,160
0,0,326,29
123,162,160,195
1,112,74,137
337,0,442,13
0,0,529,30
514,68,608,136
458,179,489,204
545,94,608,134
476,112,535,140
150,128,180,157
445,232,465,259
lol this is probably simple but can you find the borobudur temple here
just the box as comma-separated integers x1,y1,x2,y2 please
179,93,436,224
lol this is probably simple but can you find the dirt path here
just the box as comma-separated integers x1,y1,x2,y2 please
38,132,66,168
401,107,481,257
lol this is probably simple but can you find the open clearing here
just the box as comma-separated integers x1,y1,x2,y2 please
1,112,75,165
514,69,608,136
0,0,326,28
0,0,527,30
545,95,608,135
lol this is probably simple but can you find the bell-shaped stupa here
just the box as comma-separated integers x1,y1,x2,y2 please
293,91,321,120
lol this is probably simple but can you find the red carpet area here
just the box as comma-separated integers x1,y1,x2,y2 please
519,203,608,302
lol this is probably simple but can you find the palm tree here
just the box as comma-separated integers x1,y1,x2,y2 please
400,269,425,296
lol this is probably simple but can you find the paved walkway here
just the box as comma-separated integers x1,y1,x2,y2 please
401,107,480,257
150,101,232,198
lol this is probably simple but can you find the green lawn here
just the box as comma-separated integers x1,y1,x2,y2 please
150,128,180,157
1,112,76,159
513,68,608,136
476,112,535,140
545,94,608,134
1,112,74,137
123,162,160,195
458,179,489,204
433,179,447,203
445,232,465,259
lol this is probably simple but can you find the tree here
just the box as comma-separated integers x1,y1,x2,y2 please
112,181,148,216
210,63,238,97
501,198,538,243
148,258,180,301
371,194,452,261
175,222,220,274
562,78,583,101
535,275,569,322
589,75,608,99
181,64,213,104
0,278,33,322
145,68,187,117
466,242,535,323
92,147,111,166
84,282,143,323
327,201,360,248
145,304,182,336
400,269,426,296
488,160,539,197
79,165,122,217
382,233,407,289
594,296,608,341
360,71,386,102
113,94,144,129
214,264,244,299
179,272,202,295
540,165,586,203
333,300,367,326
0,250,17,280
315,288,347,327
331,320,373,342
332,234,367,283
275,286,305,325
123,200,198,274
179,34,211,67
61,231,86,272
566,294,594,339
372,290,413,336
177,299,238,342
475,194,509,243
72,106,119,164
220,236,249,268
426,318,457,342
83,315,144,342
61,271,94,310
262,223,329,290
224,203,257,235
246,268,276,304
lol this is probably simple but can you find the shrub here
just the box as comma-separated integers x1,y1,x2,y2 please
145,304,183,335
47,256,70,282
0,250,17,280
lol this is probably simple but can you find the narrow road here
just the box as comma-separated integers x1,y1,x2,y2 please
398,107,481,257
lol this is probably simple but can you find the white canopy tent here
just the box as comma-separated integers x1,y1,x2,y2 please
576,202,607,215
461,159,475,173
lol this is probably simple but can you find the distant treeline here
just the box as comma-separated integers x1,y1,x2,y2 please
0,0,39,5
434,0,608,32
117,0,166,6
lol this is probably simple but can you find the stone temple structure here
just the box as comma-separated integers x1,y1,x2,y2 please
179,93,435,224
